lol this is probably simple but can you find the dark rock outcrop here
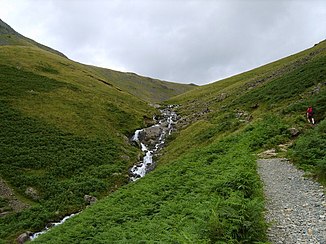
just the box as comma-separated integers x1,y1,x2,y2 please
84,195,97,205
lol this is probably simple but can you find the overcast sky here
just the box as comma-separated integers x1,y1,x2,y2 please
1,0,325,85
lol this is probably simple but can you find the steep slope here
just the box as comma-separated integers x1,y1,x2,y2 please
0,19,67,58
0,19,196,103
164,39,326,168
0,19,194,243
170,40,326,119
34,40,325,243
0,45,155,243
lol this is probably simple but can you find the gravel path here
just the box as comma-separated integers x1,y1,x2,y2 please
257,158,326,244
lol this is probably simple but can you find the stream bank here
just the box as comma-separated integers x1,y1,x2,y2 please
26,105,179,242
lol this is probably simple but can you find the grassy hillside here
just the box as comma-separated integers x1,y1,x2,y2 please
0,19,196,104
167,39,326,180
93,67,197,103
0,19,195,243
0,55,155,242
34,118,275,243
1,17,325,242
33,40,325,242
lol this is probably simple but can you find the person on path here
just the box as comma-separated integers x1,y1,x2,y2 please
306,106,315,124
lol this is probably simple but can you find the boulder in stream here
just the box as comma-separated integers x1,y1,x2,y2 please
17,231,32,244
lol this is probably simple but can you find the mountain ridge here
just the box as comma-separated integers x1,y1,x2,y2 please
0,19,68,58
0,19,196,103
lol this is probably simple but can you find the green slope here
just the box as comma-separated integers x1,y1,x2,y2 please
34,40,326,243
0,19,194,243
0,50,155,242
165,39,326,181
170,40,325,145
0,19,196,103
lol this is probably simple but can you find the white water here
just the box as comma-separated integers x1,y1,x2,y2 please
130,106,177,181
30,213,78,241
132,129,143,142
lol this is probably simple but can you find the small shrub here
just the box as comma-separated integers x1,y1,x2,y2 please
247,115,289,150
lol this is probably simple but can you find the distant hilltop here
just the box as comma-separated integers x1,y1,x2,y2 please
0,18,67,58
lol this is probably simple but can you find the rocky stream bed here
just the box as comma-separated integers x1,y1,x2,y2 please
129,105,178,181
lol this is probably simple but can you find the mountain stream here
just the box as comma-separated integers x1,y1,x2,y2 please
29,105,178,241
129,105,178,181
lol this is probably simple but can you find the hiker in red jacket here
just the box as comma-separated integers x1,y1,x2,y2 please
306,106,315,124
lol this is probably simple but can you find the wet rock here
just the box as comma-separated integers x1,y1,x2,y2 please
17,231,32,244
130,106,179,181
146,161,156,173
84,195,97,205
25,187,39,200
46,222,56,228
143,126,162,140
148,139,156,147
131,129,145,144
132,126,165,149
160,121,169,127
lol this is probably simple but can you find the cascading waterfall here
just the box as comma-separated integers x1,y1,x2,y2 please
129,105,178,181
